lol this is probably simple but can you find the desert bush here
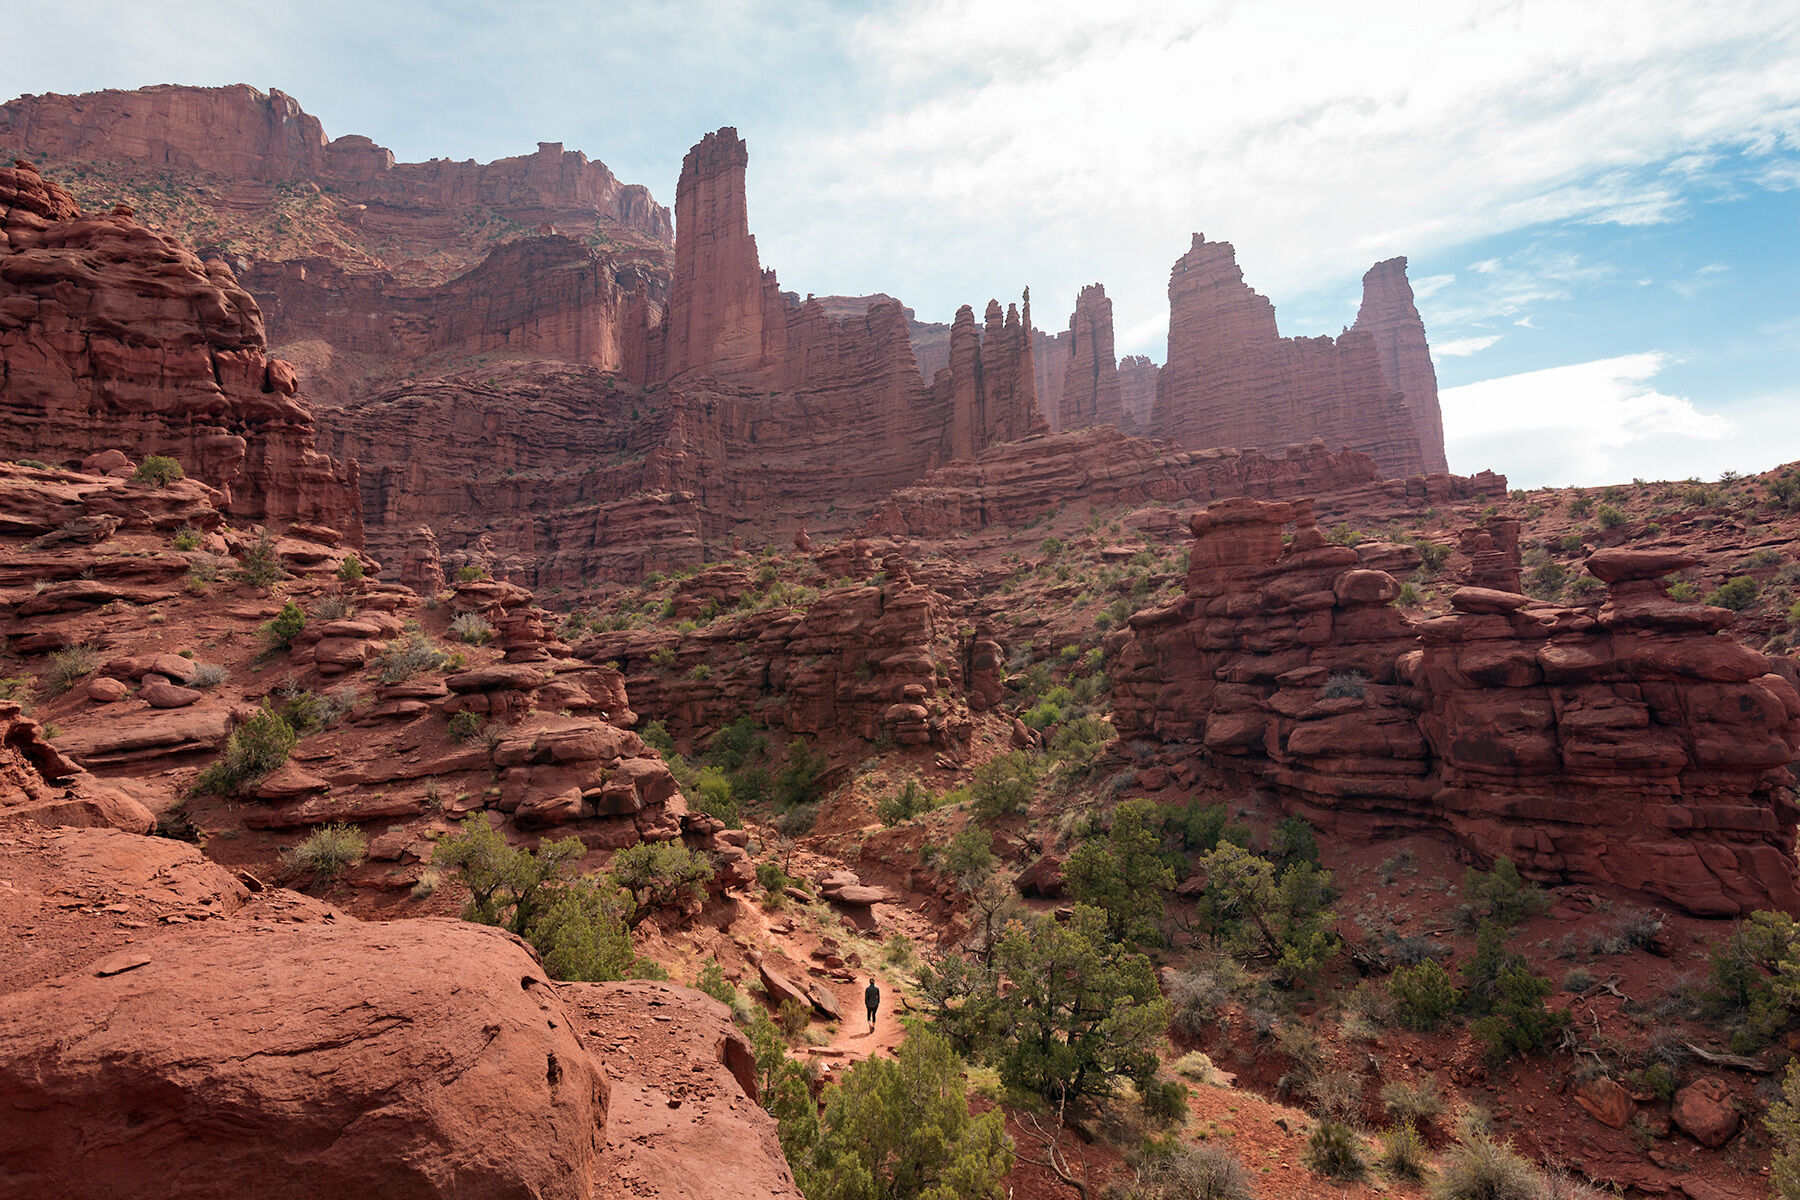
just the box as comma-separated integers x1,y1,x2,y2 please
282,823,367,880
1430,1134,1542,1200
448,611,495,644
455,565,488,582
777,998,811,1038
1128,1144,1252,1200
1305,1118,1367,1180
969,751,1041,820
1321,671,1366,700
1382,1078,1445,1124
688,662,713,680
232,527,286,586
46,643,99,692
132,455,185,486
447,711,485,743
1378,1121,1431,1182
261,600,307,652
1595,503,1626,529
605,840,714,927
195,708,297,794
336,555,365,581
192,663,228,688
1396,581,1422,606
1139,1078,1190,1126
172,526,202,551
1707,575,1760,610
692,764,740,828
1462,857,1548,926
1390,960,1461,1031
373,629,448,683
877,778,935,825
650,645,677,669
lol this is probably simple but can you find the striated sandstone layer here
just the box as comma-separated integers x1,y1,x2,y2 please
1150,236,1437,478
1113,498,1800,915
0,162,359,536
866,426,1502,539
1117,355,1158,432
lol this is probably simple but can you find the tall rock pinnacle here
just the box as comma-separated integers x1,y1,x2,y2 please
663,128,766,379
1059,283,1125,431
1351,256,1448,474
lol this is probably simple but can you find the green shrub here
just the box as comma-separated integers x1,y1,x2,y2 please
447,711,485,743
1396,581,1422,606
640,719,676,755
1595,503,1626,529
46,643,99,693
772,738,828,811
688,662,713,681
605,841,714,927
1139,1078,1190,1127
195,708,297,794
132,455,185,486
282,823,367,880
1768,1059,1800,1199
455,565,488,582
693,764,741,828
232,527,286,586
1462,857,1548,926
1669,580,1700,601
336,555,365,581
1705,909,1800,1048
1321,671,1366,700
876,778,934,825
756,861,791,895
1390,960,1461,1031
650,645,677,669
969,751,1041,820
1708,575,1760,610
1305,1118,1367,1180
261,600,307,651
172,526,202,551
1430,1134,1542,1200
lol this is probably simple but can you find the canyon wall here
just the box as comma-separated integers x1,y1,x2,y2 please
1118,354,1159,431
0,84,670,241
1114,497,1800,916
1149,236,1436,479
0,161,360,536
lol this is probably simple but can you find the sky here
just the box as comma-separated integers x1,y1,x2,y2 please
6,0,1799,487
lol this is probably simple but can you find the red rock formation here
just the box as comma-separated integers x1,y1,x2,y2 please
1150,235,1434,478
0,162,360,536
932,297,1047,460
0,85,670,242
1351,256,1448,474
1117,355,1158,432
866,425,1498,538
1057,284,1124,431
576,554,975,751
662,128,766,380
1114,500,1800,915
1031,326,1071,430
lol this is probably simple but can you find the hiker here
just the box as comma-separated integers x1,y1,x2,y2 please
864,978,880,1027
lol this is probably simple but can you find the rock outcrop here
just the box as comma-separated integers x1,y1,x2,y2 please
867,426,1500,539
1056,284,1125,432
1351,257,1448,474
577,554,975,752
0,161,360,536
1149,236,1439,479
1117,354,1158,433
1115,499,1800,915
0,85,669,243
932,297,1048,460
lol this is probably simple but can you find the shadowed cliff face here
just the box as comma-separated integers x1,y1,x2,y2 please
1353,255,1448,475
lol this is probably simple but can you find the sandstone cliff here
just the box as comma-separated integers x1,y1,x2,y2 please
1056,283,1125,432
1352,256,1448,474
1113,498,1800,915
0,161,360,536
1149,235,1437,479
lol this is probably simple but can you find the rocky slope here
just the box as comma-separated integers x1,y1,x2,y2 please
0,161,360,535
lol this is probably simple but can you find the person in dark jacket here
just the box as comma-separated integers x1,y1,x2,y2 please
864,978,880,1027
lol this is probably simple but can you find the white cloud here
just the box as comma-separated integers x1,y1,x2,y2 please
1438,352,1779,485
1434,335,1502,358
749,0,1800,357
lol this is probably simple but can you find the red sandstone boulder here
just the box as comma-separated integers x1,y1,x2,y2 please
1584,547,1701,584
0,918,609,1200
1671,1077,1740,1148
1574,1076,1634,1129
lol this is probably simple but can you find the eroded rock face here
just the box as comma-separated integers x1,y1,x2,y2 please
1115,500,1800,915
866,426,1499,539
1351,257,1447,474
1057,284,1125,432
0,162,360,537
1150,235,1438,479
